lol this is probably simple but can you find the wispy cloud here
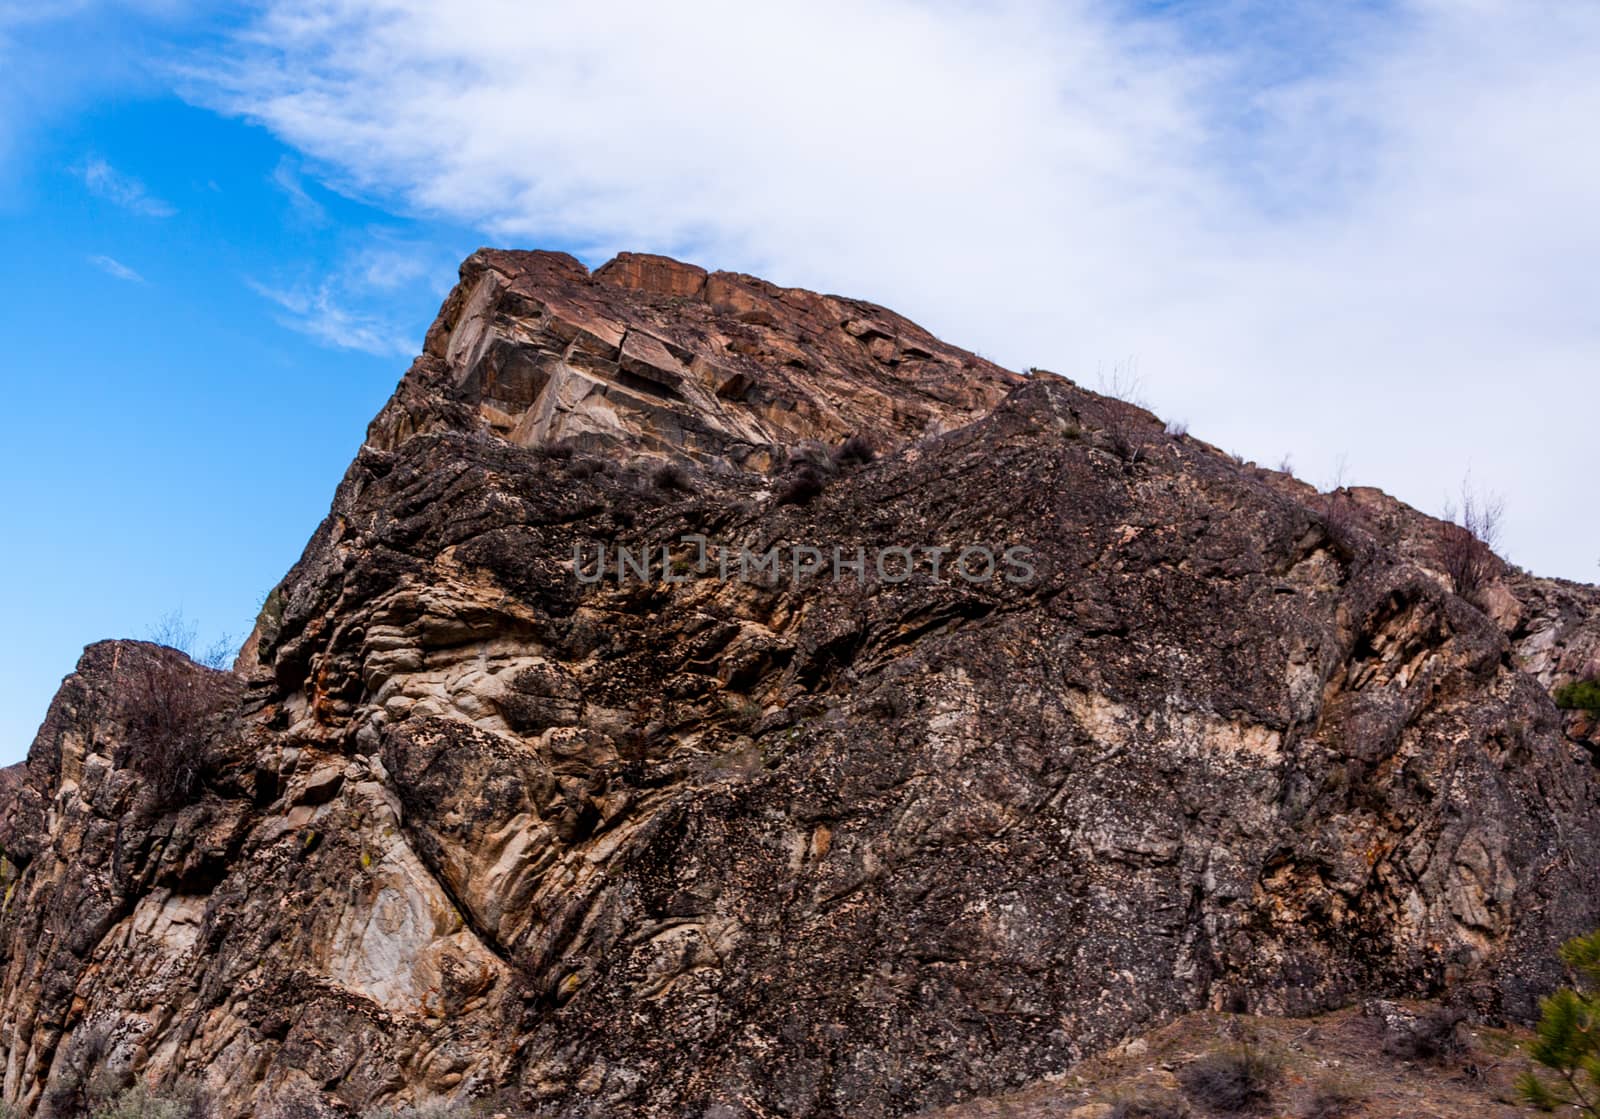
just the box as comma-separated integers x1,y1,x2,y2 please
88,253,144,282
78,156,175,216
350,243,431,291
270,156,327,224
246,277,413,357
188,0,1600,581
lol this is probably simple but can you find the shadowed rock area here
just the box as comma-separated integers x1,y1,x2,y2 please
1,249,1597,1117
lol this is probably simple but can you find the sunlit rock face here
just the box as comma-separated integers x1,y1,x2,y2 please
0,250,1596,1118
373,248,1023,472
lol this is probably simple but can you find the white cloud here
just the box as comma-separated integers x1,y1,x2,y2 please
270,155,328,223
88,253,144,282
349,242,434,291
78,156,175,216
192,0,1600,581
247,276,415,357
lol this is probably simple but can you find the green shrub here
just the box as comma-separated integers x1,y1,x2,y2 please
1518,928,1600,1115
1554,678,1600,711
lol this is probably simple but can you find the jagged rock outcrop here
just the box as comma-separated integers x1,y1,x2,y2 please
1,250,1597,1118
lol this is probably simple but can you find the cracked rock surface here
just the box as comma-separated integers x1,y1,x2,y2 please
0,250,1596,1117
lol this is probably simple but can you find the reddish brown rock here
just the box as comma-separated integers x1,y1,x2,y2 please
0,250,1595,1119
594,251,708,297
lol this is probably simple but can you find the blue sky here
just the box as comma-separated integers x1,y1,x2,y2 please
2,1,1597,763
0,13,495,762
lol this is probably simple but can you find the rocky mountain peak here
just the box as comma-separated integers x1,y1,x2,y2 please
0,250,1597,1119
372,247,1023,470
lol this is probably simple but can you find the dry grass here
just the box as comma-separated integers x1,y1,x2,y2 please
1178,1042,1282,1112
1298,1074,1366,1118
910,1001,1535,1119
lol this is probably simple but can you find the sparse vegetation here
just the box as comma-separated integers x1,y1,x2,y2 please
1554,677,1600,711
114,645,238,810
651,460,694,492
1179,1042,1282,1113
1097,361,1145,406
361,1103,480,1119
1107,1086,1188,1118
724,695,763,729
91,1085,212,1119
1518,928,1600,1115
147,610,235,671
1381,1004,1466,1062
1104,401,1149,465
1436,478,1504,601
831,432,876,466
1298,1075,1365,1118
1096,363,1151,465
1315,455,1362,556
775,464,828,506
47,1020,119,1116
1319,489,1362,557
1164,418,1188,438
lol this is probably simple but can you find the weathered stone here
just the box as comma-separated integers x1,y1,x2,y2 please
0,249,1595,1119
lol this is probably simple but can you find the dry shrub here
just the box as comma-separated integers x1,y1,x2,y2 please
1298,1074,1365,1119
146,609,234,670
651,460,694,493
1319,489,1363,558
1436,480,1503,600
775,464,829,506
1104,402,1149,465
1108,1086,1188,1118
1381,1004,1464,1062
1179,1044,1281,1113
90,1085,213,1119
1097,364,1151,466
832,432,876,467
114,644,238,810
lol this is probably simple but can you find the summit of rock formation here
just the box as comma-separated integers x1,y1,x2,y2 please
1,250,1597,1118
375,248,1021,470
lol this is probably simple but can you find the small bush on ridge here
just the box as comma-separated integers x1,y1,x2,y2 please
114,645,238,810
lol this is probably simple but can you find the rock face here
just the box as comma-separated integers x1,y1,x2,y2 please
1,249,1598,1118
